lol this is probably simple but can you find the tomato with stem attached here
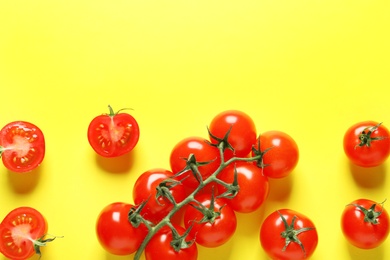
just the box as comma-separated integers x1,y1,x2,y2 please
217,161,269,213
341,199,389,249
145,224,198,260
96,202,148,255
133,168,187,224
183,193,237,248
0,121,45,173
260,209,318,260
208,110,257,159
343,121,390,167
88,105,140,157
252,130,299,179
170,136,221,190
0,207,58,260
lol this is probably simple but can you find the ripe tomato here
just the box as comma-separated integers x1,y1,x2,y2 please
343,121,390,167
252,130,299,178
145,224,198,260
208,110,256,159
341,199,389,249
169,136,221,190
183,193,237,248
0,207,48,260
87,105,139,157
96,202,148,255
260,209,318,260
133,168,186,224
217,161,269,213
0,121,45,173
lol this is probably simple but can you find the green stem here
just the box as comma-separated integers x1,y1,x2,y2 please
133,146,262,260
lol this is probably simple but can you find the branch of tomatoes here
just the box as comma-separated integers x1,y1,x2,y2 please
129,128,262,260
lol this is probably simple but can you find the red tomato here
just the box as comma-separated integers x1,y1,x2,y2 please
183,193,237,247
341,199,389,249
208,110,256,159
0,121,45,172
0,207,48,260
145,224,198,260
252,130,299,178
260,209,318,260
170,136,221,190
218,161,269,213
343,121,390,167
87,105,140,157
133,168,186,224
96,202,148,255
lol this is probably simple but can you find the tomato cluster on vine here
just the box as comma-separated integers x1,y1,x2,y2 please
96,110,310,260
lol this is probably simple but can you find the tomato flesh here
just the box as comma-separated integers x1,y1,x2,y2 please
0,207,47,260
88,110,139,157
0,121,45,172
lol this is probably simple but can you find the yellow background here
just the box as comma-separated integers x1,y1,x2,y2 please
1,1,389,259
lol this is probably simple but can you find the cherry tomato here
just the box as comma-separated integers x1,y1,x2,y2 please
208,110,256,159
343,121,390,167
145,224,198,260
0,207,48,260
96,202,148,255
133,168,186,224
0,121,45,172
87,105,139,157
218,161,269,213
183,193,237,248
260,209,318,260
252,130,299,178
341,199,389,249
170,136,221,190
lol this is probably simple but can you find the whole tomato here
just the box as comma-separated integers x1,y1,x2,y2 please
260,209,318,260
341,199,389,249
217,161,269,213
96,202,148,255
252,130,299,178
169,136,221,190
88,105,140,157
133,168,186,224
343,121,390,167
0,121,45,173
145,224,198,260
183,193,237,248
208,110,257,159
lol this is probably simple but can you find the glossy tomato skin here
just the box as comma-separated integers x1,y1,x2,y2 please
183,194,237,248
341,199,390,249
0,207,48,260
208,110,256,159
170,136,221,190
218,161,269,213
260,209,318,260
88,107,139,157
96,202,148,255
343,121,390,167
0,121,45,173
252,130,299,179
133,168,186,224
145,224,198,260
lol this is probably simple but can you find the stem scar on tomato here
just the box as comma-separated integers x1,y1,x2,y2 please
278,211,315,257
355,122,387,149
347,199,387,224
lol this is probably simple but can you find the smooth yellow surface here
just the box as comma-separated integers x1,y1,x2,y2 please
1,1,389,259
